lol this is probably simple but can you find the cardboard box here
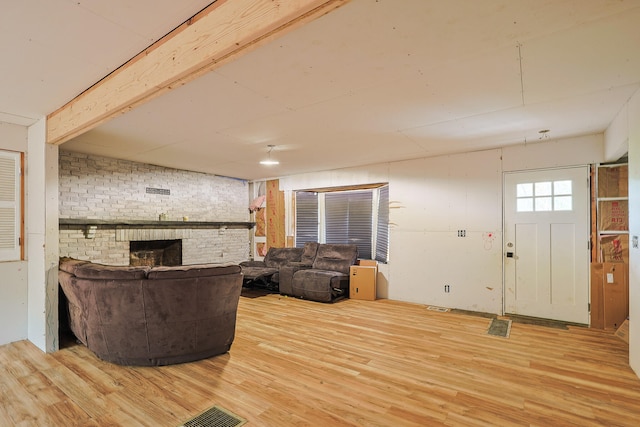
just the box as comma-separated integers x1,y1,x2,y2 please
600,234,629,264
350,261,378,301
598,200,628,231
615,318,629,343
590,263,629,330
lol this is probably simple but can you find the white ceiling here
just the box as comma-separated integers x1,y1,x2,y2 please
3,0,640,180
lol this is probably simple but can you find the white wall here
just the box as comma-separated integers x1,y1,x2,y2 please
605,105,630,162
502,134,604,171
388,150,503,311
618,90,640,375
281,136,603,314
27,118,59,352
0,122,28,345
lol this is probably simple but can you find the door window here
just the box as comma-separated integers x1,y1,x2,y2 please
516,180,572,212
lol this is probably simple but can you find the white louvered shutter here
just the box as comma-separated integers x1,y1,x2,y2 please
0,151,21,261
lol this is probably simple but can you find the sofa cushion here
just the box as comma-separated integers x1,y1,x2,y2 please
147,263,241,280
311,244,358,274
263,247,304,268
73,263,150,280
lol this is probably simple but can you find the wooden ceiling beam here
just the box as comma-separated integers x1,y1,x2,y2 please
46,0,349,145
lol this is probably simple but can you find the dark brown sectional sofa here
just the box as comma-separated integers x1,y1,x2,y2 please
241,243,358,302
58,257,243,366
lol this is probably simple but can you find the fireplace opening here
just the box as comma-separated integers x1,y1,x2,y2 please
130,240,182,267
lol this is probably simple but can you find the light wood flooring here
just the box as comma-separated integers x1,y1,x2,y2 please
1,290,639,426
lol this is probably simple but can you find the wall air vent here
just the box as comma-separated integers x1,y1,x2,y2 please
146,187,170,195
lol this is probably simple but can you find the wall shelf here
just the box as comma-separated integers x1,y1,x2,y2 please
59,218,255,229
595,163,628,263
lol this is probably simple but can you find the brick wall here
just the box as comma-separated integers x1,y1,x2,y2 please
58,151,251,265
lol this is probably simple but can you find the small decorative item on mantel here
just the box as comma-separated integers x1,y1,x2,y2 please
183,216,189,222
159,213,167,221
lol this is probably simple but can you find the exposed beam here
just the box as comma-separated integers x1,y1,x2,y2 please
47,0,349,145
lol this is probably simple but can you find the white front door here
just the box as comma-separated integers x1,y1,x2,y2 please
504,166,590,324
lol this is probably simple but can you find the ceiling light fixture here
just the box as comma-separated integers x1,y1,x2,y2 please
259,144,279,165
538,129,550,140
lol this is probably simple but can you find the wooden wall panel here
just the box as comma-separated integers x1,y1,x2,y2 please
266,179,285,248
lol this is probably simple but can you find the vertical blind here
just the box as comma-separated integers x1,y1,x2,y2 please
375,185,389,262
0,150,21,261
295,191,318,248
295,185,389,262
326,191,373,259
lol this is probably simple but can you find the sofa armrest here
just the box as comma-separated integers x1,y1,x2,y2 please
239,260,266,268
287,261,313,268
279,264,313,296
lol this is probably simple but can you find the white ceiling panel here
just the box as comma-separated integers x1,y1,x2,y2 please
68,0,213,42
522,7,640,104
2,0,639,180
0,0,213,123
402,82,640,151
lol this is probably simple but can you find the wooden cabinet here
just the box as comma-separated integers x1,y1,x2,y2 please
350,261,377,300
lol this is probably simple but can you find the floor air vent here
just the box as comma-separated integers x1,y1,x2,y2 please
487,318,512,338
179,405,246,427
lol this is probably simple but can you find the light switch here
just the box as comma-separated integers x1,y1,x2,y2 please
633,235,639,249
606,273,614,284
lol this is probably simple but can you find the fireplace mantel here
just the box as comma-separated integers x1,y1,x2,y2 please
59,218,255,229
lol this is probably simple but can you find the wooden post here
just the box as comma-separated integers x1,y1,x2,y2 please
266,179,285,248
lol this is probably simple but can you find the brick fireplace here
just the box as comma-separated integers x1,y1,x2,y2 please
58,151,253,265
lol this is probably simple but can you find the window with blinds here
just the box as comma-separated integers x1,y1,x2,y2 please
0,150,21,262
294,185,389,262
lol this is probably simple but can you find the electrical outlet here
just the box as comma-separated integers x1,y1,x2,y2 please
457,230,466,237
444,284,450,293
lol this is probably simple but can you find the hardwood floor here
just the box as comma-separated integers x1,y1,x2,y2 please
1,290,639,426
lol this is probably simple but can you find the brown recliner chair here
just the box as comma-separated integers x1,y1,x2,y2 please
280,244,358,303
277,242,319,295
239,247,304,290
